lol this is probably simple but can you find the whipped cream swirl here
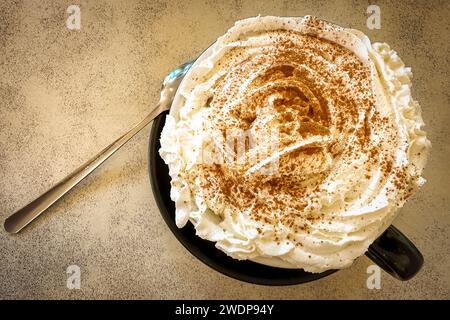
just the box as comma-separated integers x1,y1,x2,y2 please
159,16,430,272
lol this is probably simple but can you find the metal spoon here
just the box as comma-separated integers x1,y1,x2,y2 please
4,61,194,234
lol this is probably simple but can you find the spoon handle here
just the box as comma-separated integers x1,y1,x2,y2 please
4,105,163,234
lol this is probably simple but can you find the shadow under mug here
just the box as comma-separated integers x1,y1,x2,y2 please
149,112,423,285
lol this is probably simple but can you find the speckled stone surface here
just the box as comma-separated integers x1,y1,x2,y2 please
0,0,449,299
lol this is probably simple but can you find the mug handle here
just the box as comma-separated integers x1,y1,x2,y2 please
365,225,423,281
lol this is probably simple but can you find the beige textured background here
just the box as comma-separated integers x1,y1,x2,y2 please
0,0,449,299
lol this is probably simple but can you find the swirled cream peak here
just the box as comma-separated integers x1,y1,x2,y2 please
159,16,430,273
